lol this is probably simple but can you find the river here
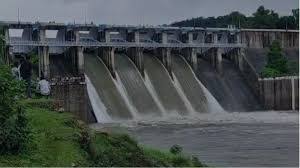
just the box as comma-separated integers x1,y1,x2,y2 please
91,111,299,167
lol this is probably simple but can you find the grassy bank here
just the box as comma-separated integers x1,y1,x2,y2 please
0,100,206,167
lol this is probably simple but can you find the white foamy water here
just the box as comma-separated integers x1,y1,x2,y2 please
85,75,112,123
114,72,140,120
90,111,298,129
172,73,197,115
198,78,224,113
179,55,224,113
144,72,168,116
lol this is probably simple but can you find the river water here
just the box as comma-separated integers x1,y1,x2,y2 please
85,53,299,167
91,111,299,167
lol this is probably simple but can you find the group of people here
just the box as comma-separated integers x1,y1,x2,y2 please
12,56,51,98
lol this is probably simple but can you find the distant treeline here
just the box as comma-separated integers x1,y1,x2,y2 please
171,6,299,29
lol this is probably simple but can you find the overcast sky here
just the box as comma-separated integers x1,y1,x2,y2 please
0,0,298,25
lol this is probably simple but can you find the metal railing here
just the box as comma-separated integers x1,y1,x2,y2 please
7,39,245,49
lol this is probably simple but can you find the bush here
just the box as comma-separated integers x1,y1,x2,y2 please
262,41,289,77
0,65,29,154
170,144,183,155
288,60,299,76
143,147,207,167
0,106,29,154
261,67,281,78
89,133,152,167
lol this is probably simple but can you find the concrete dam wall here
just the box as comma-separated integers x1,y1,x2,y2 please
259,77,299,110
84,52,223,122
241,30,299,49
51,30,299,123
229,48,299,110
51,77,96,123
84,45,298,122
196,56,263,112
245,48,299,74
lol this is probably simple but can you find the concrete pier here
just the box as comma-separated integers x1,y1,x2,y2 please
99,47,116,78
4,45,11,64
209,48,223,74
127,47,144,77
181,32,198,71
127,31,144,76
38,29,46,42
38,46,50,78
156,48,172,78
182,48,198,71
213,33,219,44
229,48,246,72
77,46,84,75
162,32,168,44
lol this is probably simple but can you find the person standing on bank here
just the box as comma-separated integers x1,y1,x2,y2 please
20,56,33,98
11,61,20,80
36,74,51,97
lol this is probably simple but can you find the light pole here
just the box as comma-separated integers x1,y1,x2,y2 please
18,8,20,23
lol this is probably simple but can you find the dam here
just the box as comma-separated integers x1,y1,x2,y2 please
1,21,299,123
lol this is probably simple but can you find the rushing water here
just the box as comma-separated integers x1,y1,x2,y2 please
85,53,298,167
85,54,133,120
172,55,210,113
85,75,111,123
86,53,224,121
197,57,262,112
144,54,189,116
90,111,299,167
115,53,163,118
127,122,299,167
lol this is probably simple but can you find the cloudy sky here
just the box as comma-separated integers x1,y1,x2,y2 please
0,0,298,25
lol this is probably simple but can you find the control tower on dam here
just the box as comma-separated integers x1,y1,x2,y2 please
1,21,298,123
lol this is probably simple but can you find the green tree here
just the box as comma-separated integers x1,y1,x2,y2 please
252,6,279,29
228,11,247,28
277,16,297,29
292,9,299,28
0,27,5,64
171,6,298,29
0,65,29,154
262,41,288,77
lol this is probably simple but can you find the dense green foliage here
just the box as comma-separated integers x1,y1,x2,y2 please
83,125,206,167
0,100,206,167
84,132,206,167
170,144,183,155
171,6,299,29
0,65,29,154
287,60,299,76
0,103,91,167
28,52,39,66
88,133,152,167
0,27,5,64
143,147,205,167
262,41,290,77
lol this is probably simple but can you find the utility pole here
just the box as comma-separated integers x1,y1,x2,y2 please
193,19,196,29
84,9,87,25
17,8,20,23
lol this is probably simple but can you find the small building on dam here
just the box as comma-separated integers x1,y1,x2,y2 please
1,21,299,123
